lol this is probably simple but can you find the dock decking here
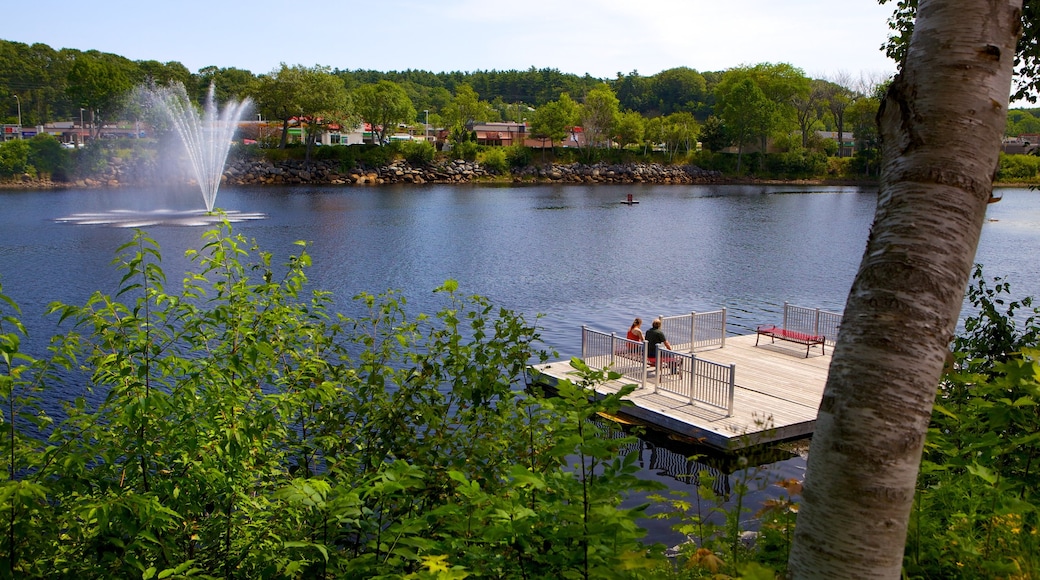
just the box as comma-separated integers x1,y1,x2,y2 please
528,333,831,451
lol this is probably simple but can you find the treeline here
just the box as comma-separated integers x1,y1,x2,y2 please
0,39,883,168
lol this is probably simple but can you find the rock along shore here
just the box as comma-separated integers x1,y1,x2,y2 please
222,158,724,186
2,157,724,189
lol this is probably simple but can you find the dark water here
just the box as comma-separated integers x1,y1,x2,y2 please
2,183,1038,546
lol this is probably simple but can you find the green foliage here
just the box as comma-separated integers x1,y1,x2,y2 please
0,139,30,177
478,148,507,174
26,134,70,179
998,152,1040,181
452,140,479,162
764,148,828,178
400,139,435,166
504,144,533,168
0,223,672,578
905,266,1040,578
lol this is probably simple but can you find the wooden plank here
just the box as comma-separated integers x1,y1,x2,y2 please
528,333,829,451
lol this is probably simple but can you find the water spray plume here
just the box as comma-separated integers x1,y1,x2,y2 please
149,82,251,212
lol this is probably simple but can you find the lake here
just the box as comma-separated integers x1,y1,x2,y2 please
2,182,1038,546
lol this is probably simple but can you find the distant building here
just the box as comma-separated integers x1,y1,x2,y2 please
472,122,526,146
815,131,855,157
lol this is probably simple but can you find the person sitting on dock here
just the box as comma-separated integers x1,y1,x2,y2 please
627,318,645,344
645,318,679,372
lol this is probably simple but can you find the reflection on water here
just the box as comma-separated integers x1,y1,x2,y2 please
54,208,267,227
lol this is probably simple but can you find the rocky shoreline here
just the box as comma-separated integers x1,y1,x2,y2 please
2,156,726,189
223,158,724,186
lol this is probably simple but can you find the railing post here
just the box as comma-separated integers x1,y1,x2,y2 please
581,324,587,359
689,354,697,405
782,301,789,331
609,332,617,365
814,307,821,336
640,340,647,390
721,307,727,348
727,364,736,417
690,311,697,351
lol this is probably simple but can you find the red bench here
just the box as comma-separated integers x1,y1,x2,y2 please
755,325,825,357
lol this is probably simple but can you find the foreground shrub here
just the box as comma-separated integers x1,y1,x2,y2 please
904,266,1040,579
0,222,666,578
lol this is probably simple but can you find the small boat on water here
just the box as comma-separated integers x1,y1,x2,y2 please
620,193,639,205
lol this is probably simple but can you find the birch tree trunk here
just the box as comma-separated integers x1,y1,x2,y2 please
787,1,1022,577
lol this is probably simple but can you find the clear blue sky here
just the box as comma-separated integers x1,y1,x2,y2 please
5,0,898,82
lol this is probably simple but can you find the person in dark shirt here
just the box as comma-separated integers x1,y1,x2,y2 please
645,318,672,360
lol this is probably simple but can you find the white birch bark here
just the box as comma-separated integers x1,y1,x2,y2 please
787,1,1022,577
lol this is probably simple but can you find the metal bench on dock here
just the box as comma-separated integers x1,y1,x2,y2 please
754,302,841,358
755,325,824,357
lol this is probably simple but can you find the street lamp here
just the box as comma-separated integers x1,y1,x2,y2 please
12,95,20,127
257,113,263,142
79,108,85,145
424,109,429,140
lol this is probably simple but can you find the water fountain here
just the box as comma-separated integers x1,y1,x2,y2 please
151,82,250,212
56,82,265,227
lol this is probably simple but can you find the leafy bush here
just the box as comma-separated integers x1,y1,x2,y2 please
505,144,533,168
453,140,479,162
479,148,508,174
355,142,397,167
0,223,667,578
765,149,828,178
904,265,1040,579
0,138,31,177
997,152,1040,180
400,139,435,166
26,134,70,179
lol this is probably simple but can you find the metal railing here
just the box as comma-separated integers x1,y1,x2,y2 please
581,325,648,387
580,324,735,415
782,302,843,347
659,308,727,352
652,347,735,416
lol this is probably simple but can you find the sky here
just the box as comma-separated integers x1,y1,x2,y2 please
5,0,898,83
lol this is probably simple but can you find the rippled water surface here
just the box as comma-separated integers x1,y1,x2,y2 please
3,182,1038,545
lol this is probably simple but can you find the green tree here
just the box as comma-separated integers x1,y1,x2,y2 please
698,114,731,153
353,80,416,146
251,64,348,150
792,79,828,148
66,51,135,139
135,60,192,90
196,66,257,104
613,70,653,113
660,111,699,161
716,78,775,173
651,66,707,115
579,83,620,157
614,109,645,151
846,93,882,176
441,83,496,146
529,92,579,154
823,72,858,157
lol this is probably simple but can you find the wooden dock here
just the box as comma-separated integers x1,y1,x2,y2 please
528,333,831,451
